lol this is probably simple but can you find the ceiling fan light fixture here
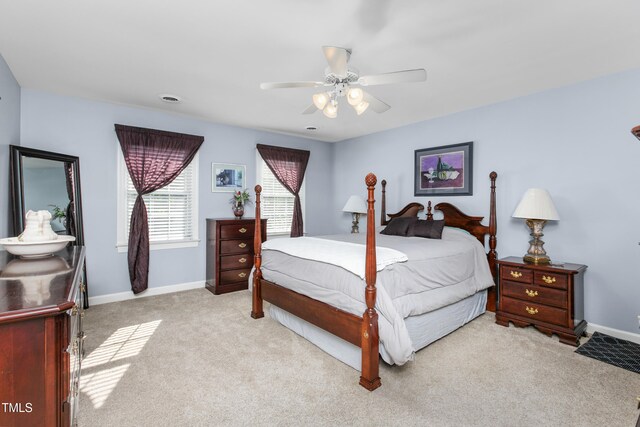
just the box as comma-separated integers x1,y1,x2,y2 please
353,101,369,115
312,92,329,110
347,87,364,106
323,102,338,118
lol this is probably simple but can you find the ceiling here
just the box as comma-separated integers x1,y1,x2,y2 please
1,1,639,142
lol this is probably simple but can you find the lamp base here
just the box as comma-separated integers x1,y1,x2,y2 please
523,219,551,265
523,253,551,265
351,213,361,234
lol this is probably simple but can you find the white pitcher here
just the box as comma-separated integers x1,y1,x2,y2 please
20,210,59,242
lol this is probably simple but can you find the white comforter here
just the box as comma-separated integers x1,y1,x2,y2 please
253,227,495,366
261,236,408,279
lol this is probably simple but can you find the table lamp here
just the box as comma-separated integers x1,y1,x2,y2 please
342,195,367,233
512,188,560,264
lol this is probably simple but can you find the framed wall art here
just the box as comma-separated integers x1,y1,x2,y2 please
414,141,473,196
212,163,246,192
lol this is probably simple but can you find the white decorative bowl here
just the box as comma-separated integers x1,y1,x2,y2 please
0,235,76,258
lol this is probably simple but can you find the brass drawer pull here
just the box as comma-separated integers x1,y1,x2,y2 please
238,272,247,278
238,243,247,248
525,306,538,315
525,289,538,297
510,270,523,279
71,306,78,316
239,227,247,233
542,275,556,284
238,257,247,263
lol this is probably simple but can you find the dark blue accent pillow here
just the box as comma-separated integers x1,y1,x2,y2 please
408,219,445,239
380,217,417,236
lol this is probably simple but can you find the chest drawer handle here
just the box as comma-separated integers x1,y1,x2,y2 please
510,271,523,279
525,306,538,315
238,242,247,248
239,257,247,263
238,272,247,278
525,289,538,297
71,306,78,316
542,275,556,284
239,227,247,233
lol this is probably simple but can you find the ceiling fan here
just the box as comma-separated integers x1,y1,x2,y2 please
260,46,427,118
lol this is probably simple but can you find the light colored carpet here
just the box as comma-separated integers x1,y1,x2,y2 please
79,289,640,426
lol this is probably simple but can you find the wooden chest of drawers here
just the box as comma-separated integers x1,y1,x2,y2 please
0,246,85,427
495,256,587,346
205,218,267,295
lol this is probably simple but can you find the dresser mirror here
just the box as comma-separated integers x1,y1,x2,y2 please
9,145,89,308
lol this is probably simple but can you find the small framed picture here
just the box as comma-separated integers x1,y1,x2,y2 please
212,163,246,192
414,142,473,196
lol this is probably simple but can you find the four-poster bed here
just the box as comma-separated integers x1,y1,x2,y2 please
251,171,498,391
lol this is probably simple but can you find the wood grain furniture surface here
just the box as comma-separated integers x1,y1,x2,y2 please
0,246,86,427
251,171,498,390
206,218,267,295
495,256,587,346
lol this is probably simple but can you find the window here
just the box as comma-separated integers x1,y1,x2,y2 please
117,150,199,251
256,153,305,236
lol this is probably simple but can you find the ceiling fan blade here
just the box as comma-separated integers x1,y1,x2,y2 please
302,104,318,115
363,92,390,113
322,46,351,78
260,81,324,90
358,69,427,86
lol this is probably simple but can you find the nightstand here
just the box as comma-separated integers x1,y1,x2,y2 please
495,256,587,346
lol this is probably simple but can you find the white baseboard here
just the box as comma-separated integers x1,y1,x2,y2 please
88,280,205,306
587,323,640,344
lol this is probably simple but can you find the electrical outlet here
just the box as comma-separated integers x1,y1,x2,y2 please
637,315,640,329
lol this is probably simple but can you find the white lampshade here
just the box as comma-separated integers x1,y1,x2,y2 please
347,87,364,106
323,101,338,118
512,188,560,221
353,101,369,115
342,195,368,214
312,92,329,110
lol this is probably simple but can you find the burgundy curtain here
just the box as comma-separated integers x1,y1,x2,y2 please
115,124,204,294
64,162,77,237
256,144,310,237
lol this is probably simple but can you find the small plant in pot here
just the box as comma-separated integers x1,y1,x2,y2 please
230,189,252,219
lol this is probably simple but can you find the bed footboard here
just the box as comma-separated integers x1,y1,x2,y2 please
251,174,382,391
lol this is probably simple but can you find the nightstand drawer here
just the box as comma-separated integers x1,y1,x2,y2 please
220,224,255,240
501,281,567,309
220,268,251,285
220,239,253,255
533,271,567,290
500,266,532,283
501,296,567,326
220,254,253,270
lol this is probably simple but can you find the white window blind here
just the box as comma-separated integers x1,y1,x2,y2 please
117,152,199,250
258,156,304,236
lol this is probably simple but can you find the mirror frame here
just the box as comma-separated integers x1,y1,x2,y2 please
9,144,88,307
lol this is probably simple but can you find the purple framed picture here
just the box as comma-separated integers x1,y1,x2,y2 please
414,142,473,196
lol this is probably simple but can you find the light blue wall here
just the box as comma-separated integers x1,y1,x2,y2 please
0,54,21,238
20,89,334,297
334,68,640,334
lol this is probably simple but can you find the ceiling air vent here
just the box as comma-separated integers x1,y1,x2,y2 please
159,94,181,103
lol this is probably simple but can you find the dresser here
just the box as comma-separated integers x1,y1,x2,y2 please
495,256,587,346
206,218,267,295
0,246,86,427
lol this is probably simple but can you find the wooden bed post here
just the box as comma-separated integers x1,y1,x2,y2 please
251,184,264,319
380,179,386,226
360,173,381,391
487,171,498,312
